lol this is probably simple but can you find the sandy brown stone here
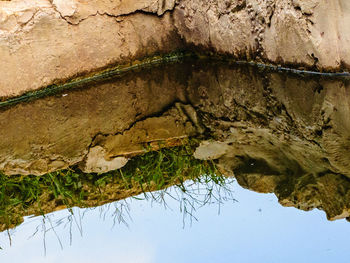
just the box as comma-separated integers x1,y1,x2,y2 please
81,146,129,173
0,0,182,98
1,0,350,98
174,0,350,71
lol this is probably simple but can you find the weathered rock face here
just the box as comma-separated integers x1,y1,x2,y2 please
188,64,350,179
1,0,350,98
175,0,350,71
0,0,182,98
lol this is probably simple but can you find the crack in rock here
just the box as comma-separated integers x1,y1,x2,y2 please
50,0,177,25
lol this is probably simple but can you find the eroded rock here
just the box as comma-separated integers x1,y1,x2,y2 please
0,0,182,98
1,0,350,98
174,0,350,71
81,146,129,174
0,63,192,175
194,141,230,160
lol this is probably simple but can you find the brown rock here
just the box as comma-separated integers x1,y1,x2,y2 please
1,0,350,98
0,0,182,98
175,0,350,71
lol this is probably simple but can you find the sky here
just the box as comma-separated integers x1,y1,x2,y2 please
0,180,349,263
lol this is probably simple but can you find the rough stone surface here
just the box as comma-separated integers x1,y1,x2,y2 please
81,146,129,173
184,60,350,220
0,0,182,98
175,0,350,71
1,0,350,98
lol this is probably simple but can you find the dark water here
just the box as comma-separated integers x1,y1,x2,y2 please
0,58,350,261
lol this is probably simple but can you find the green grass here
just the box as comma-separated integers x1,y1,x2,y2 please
0,140,232,232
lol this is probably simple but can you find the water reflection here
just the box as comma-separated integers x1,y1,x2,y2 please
0,59,349,176
1,175,235,253
0,58,349,177
0,143,224,232
1,180,349,263
0,58,350,259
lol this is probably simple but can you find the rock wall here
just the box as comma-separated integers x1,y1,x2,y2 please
186,60,350,220
0,0,182,98
175,0,350,71
1,0,350,98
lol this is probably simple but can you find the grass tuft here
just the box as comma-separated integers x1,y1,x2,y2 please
0,140,231,232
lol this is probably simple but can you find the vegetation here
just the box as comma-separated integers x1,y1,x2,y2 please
0,140,233,233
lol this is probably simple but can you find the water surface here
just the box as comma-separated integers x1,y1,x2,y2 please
0,58,349,261
1,179,349,263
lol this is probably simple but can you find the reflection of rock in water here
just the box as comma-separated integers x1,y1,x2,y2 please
0,58,350,220
235,172,350,221
0,144,225,232
0,64,198,175
187,62,350,221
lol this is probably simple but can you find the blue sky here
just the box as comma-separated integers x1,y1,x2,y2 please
0,180,349,263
